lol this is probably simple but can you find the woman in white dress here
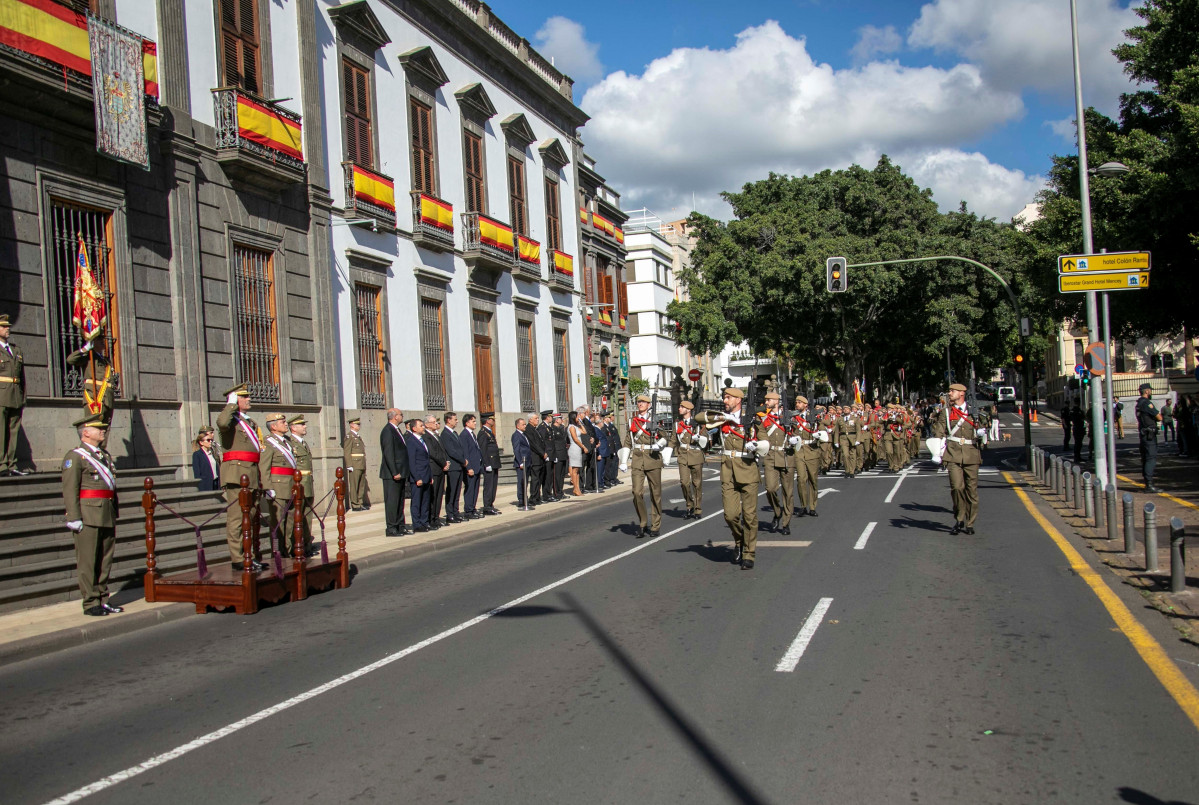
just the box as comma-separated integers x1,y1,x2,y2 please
567,411,586,496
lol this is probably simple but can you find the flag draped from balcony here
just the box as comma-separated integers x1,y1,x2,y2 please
352,166,395,212
419,194,453,230
478,216,514,252
517,235,540,264
236,94,303,159
552,251,573,276
88,14,148,169
72,234,107,344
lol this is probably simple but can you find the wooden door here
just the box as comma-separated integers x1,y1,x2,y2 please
474,336,495,412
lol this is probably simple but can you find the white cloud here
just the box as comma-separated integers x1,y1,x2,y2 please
580,21,1026,221
533,16,602,84
851,24,902,63
898,149,1046,220
908,0,1138,113
1046,116,1078,144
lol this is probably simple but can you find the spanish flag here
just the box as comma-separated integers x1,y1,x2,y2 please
592,213,615,236
142,40,157,98
552,250,573,276
478,215,514,252
352,166,395,212
614,227,624,244
236,94,303,159
517,235,540,265
419,194,453,231
599,310,612,326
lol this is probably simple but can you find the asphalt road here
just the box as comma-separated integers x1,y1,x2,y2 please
3,437,1198,804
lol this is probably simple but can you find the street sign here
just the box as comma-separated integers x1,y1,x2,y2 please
618,343,629,379
687,368,701,382
1059,271,1150,293
1074,364,1085,376
1083,342,1107,377
1020,316,1030,337
1058,251,1150,273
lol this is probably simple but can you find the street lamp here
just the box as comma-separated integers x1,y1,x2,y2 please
1092,161,1130,178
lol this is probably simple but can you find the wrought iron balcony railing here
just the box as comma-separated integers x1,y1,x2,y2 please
343,163,397,230
461,212,515,271
411,191,455,252
212,87,306,187
514,234,542,282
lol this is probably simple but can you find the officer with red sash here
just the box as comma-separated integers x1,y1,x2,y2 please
62,413,122,616
628,394,665,537
216,383,265,571
260,412,299,555
930,383,984,534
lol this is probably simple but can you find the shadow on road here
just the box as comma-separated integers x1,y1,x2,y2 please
667,542,739,564
493,605,567,618
889,515,953,533
899,502,951,514
1117,785,1197,805
608,522,644,536
559,591,771,805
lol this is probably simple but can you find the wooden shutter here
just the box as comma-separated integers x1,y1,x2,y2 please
544,176,561,251
410,98,435,194
220,0,260,94
343,60,372,168
463,130,485,212
618,271,628,318
507,156,527,235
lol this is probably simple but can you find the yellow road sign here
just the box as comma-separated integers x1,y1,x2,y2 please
1059,271,1150,293
1058,251,1150,273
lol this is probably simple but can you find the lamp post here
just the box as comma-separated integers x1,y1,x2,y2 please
1090,161,1130,491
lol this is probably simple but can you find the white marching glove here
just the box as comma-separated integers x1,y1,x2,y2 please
723,411,741,424
653,437,668,451
226,392,239,404
346,467,354,472
834,443,840,449
66,520,83,532
697,434,709,449
485,465,492,472
743,440,757,452
816,430,830,443
267,489,276,499
854,440,861,446
787,435,800,446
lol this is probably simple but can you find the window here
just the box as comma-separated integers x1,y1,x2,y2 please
410,98,436,194
584,257,596,304
463,129,485,212
419,297,446,409
598,263,613,313
507,155,527,235
354,283,385,408
231,243,280,402
220,0,261,94
48,200,121,398
544,175,562,252
343,60,373,168
553,326,570,414
516,319,537,412
617,270,628,321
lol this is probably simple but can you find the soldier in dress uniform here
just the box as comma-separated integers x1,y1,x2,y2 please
718,387,763,569
288,414,315,556
259,412,299,556
343,417,368,511
668,399,706,519
628,394,665,537
839,405,862,478
216,384,265,571
884,405,905,472
0,313,26,476
759,392,794,534
66,343,116,430
62,413,122,615
791,395,823,517
929,383,984,534
537,410,557,502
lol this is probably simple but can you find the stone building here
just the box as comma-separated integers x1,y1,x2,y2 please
576,152,628,403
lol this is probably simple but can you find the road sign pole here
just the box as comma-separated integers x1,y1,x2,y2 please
1102,293,1118,490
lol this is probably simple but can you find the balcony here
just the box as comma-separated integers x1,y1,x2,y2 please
343,163,396,231
411,191,455,252
212,88,306,188
462,212,515,271
549,250,574,291
514,235,542,282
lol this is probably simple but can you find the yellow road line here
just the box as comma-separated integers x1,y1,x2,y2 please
1003,470,1199,733
1116,474,1198,510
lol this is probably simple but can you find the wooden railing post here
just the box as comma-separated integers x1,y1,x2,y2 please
292,474,305,562
142,477,158,601
335,466,349,587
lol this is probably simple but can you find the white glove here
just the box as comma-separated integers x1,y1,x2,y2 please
619,463,628,473
854,440,861,446
834,443,840,449
226,392,239,404
346,467,354,472
723,411,741,423
816,431,830,443
485,465,492,472
787,435,800,446
743,440,757,452
66,520,83,532
653,437,668,451
697,434,708,449
82,341,93,354
267,489,276,499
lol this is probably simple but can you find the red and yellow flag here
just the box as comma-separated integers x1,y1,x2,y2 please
72,234,107,343
352,166,395,212
478,215,514,252
552,250,573,276
591,212,615,236
598,310,613,326
517,235,540,265
419,194,453,231
614,227,625,244
236,94,303,159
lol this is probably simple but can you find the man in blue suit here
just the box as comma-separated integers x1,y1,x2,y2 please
460,413,483,519
440,412,466,523
405,418,433,531
511,417,532,508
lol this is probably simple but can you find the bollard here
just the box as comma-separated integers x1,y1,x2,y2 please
1064,461,1074,506
1123,492,1136,554
1105,484,1118,541
1060,459,1068,503
1169,517,1186,594
1050,455,1057,494
1073,464,1083,512
1144,502,1158,573
1083,472,1094,520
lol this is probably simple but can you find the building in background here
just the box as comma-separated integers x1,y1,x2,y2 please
576,152,628,405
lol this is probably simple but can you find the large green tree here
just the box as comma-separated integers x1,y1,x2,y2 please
669,158,1048,394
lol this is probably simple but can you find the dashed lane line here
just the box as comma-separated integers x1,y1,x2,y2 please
853,522,877,550
775,597,835,672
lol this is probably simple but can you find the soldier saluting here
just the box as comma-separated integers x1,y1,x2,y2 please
718,387,765,569
216,384,265,572
62,413,122,616
928,382,983,535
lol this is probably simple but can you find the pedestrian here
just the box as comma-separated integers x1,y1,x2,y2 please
989,404,1000,443
405,418,433,531
190,426,220,491
511,417,532,508
1070,402,1085,463
440,412,466,523
63,413,122,616
668,399,706,520
718,387,762,569
459,413,483,519
1061,402,1072,449
627,394,665,537
478,413,502,514
287,414,314,556
342,417,368,511
567,411,586,496
216,384,265,571
1113,397,1125,439
379,409,410,536
929,382,984,535
1160,399,1175,443
0,313,27,476
1135,383,1162,493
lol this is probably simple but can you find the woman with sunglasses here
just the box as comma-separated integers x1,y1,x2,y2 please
191,426,221,491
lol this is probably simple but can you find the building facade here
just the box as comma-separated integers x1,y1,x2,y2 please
576,153,628,404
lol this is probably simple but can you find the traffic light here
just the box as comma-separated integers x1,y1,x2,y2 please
1014,352,1024,369
607,365,618,394
1080,368,1091,392
826,257,847,293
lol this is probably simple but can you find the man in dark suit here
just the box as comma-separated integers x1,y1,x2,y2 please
479,413,502,515
440,412,466,523
460,413,484,518
405,419,433,531
379,409,410,537
582,407,600,490
511,417,532,508
604,413,622,486
526,412,548,505
537,410,556,502
594,416,609,493
423,415,450,528
551,412,569,500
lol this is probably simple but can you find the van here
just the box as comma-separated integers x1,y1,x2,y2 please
997,386,1017,403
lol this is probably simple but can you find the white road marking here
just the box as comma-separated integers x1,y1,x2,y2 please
853,522,877,550
710,541,812,548
884,467,913,503
670,497,685,504
41,508,731,804
775,597,835,672
817,488,839,498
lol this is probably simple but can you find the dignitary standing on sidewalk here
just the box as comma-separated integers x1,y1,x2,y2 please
342,417,368,511
511,417,533,508
719,387,763,569
423,415,450,529
379,409,410,536
551,412,569,499
460,414,484,519
62,413,121,616
216,384,264,571
668,399,706,519
478,413,502,515
440,412,466,523
526,412,548,505
405,419,433,532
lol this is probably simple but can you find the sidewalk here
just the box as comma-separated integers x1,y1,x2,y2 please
0,476,647,666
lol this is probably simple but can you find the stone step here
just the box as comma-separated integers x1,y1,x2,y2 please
0,467,180,501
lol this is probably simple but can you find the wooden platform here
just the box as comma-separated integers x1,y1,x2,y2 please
146,553,350,614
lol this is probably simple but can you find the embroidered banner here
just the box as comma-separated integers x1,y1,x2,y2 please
72,234,108,342
88,14,148,169
352,166,395,211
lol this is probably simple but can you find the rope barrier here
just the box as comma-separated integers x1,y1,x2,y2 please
310,486,339,565
152,494,239,579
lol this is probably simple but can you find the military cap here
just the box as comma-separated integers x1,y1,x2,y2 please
540,409,553,419
265,412,287,424
794,395,808,405
948,383,967,392
722,387,745,399
347,417,360,424
0,313,10,327
635,394,651,403
73,412,108,429
552,411,563,419
1139,382,1153,392
679,400,694,411
481,411,495,420
288,414,307,426
224,383,250,397
764,391,781,402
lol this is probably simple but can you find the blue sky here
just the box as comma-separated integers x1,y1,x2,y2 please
485,0,1140,222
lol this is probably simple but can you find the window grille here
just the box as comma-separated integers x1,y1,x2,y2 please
516,319,536,411
553,327,570,413
463,130,485,212
219,0,260,94
231,243,279,402
354,283,385,408
507,155,527,236
544,176,561,252
344,60,372,168
48,200,121,398
419,297,447,409
410,98,436,194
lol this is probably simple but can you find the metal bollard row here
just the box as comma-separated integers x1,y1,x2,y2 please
1105,484,1117,541
1169,517,1186,594
1073,464,1082,512
1144,502,1158,573
1083,472,1094,521
1123,492,1136,554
